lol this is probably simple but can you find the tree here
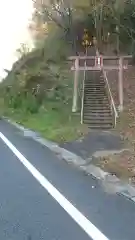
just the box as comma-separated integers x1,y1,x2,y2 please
30,0,135,53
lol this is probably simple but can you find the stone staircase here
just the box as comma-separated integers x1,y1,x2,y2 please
82,71,114,129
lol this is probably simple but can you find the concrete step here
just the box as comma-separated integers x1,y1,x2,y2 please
85,93,107,96
84,88,106,91
84,101,110,105
83,112,112,116
85,80,105,85
83,113,112,118
83,119,112,124
84,97,108,101
85,92,105,95
85,86,105,89
84,105,109,109
83,109,112,113
83,122,113,129
84,101,109,105
84,97,107,100
85,89,106,92
83,122,112,126
83,118,112,123
83,106,111,111
84,108,111,111
84,120,112,125
84,93,106,96
85,87,105,90
84,92,106,95
84,98,108,101
84,100,110,107
84,109,111,113
85,85,105,88
84,102,110,105
84,112,112,116
84,95,107,98
84,111,111,115
88,125,113,129
85,90,106,94
84,100,108,103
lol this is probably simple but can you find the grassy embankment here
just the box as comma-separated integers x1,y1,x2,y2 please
0,32,87,143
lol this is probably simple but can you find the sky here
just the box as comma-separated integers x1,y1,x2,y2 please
0,0,34,80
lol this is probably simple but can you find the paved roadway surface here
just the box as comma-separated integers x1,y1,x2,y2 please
0,120,135,240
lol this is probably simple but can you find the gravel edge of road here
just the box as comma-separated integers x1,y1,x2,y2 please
3,117,135,203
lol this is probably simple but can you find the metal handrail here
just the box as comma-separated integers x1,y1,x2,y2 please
102,70,118,126
95,48,118,126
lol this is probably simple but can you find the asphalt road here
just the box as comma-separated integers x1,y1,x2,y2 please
0,120,135,240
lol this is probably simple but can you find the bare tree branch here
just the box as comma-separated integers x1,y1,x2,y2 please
32,0,70,29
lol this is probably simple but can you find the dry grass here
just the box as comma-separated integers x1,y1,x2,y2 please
94,64,135,183
94,150,135,184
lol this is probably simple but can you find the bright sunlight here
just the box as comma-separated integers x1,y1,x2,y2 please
0,0,34,80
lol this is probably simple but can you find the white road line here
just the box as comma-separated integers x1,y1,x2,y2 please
0,132,109,240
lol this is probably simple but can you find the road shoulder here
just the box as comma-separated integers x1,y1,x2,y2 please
4,117,135,203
